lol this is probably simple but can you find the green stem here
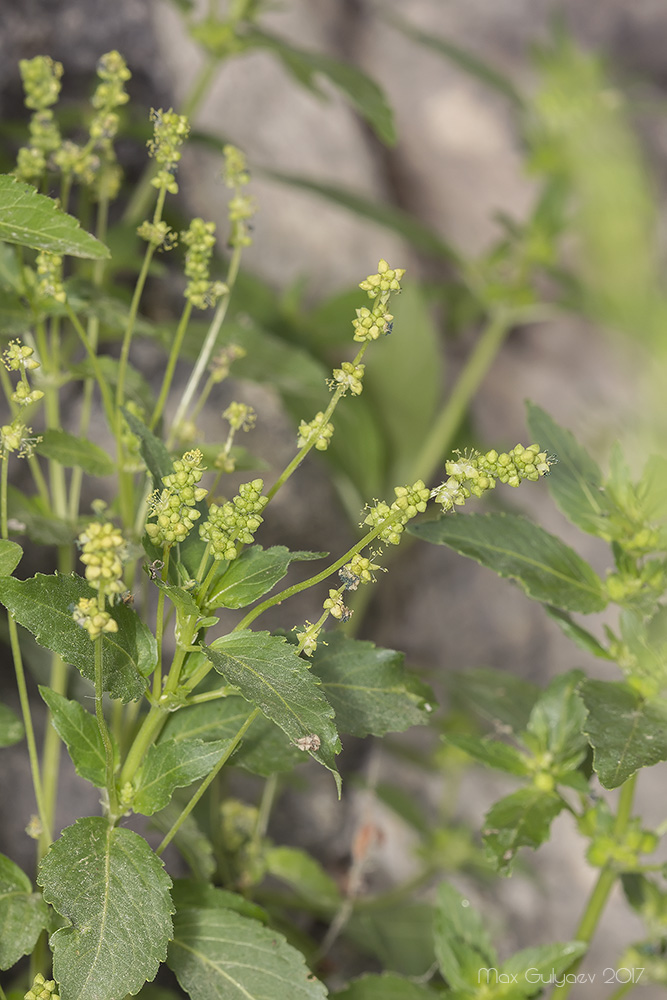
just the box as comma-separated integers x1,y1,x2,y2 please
152,550,171,700
551,774,638,1000
150,299,194,430
65,304,115,426
156,706,260,855
94,630,119,822
118,704,167,788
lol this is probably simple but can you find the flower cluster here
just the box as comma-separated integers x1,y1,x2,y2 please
147,108,190,195
297,411,334,452
323,587,351,621
339,552,383,590
221,144,256,248
1,341,43,455
210,343,246,383
295,621,321,657
15,56,63,182
431,444,551,511
136,219,178,251
223,401,256,432
330,361,365,397
352,259,405,343
363,480,430,546
146,449,208,547
182,218,227,309
72,596,117,641
25,974,59,1000
86,50,131,200
77,521,127,597
35,251,66,304
200,479,267,560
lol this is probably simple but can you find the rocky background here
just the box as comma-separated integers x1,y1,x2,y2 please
1,1,665,995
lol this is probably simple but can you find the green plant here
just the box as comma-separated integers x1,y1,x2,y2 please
1,22,667,1000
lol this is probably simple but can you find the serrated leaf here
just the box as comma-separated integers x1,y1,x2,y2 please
410,512,607,613
35,429,115,476
0,853,50,969
526,402,614,536
433,882,497,991
0,539,22,576
265,846,341,914
332,973,437,1000
500,941,587,996
207,546,325,610
39,687,107,787
38,818,173,1000
0,175,110,258
168,907,327,1000
580,680,667,788
0,702,24,747
171,880,268,924
133,738,232,816
205,631,341,791
0,574,156,702
545,606,613,659
445,733,529,776
524,670,588,770
446,668,540,734
253,31,395,144
310,632,434,737
482,787,564,875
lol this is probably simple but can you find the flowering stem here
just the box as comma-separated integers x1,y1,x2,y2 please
150,299,194,430
152,550,171,700
266,343,369,502
168,246,242,447
94,623,119,822
155,706,261,855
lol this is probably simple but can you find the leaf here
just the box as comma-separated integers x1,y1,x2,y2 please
38,817,173,1000
482,787,564,875
205,631,341,791
150,798,215,882
410,512,607,613
524,670,588,770
310,632,434,737
0,574,156,702
133,738,232,816
0,853,50,969
332,974,438,1000
579,680,667,788
445,734,529,776
35,429,115,476
362,283,443,486
168,907,327,1000
39,687,108,787
500,941,588,997
526,402,614,536
171,880,268,925
445,667,540,734
0,539,22,576
433,882,497,992
72,357,155,411
208,546,325,610
7,486,76,546
545,606,613,659
265,846,341,914
252,31,395,144
0,174,110,258
0,702,24,747
121,406,172,484
346,903,436,978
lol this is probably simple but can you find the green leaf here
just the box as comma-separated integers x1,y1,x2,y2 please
482,787,564,875
0,574,156,702
150,797,215,882
0,702,24,747
168,907,327,1000
433,881,497,991
363,283,443,486
526,402,614,536
346,903,436,978
500,941,588,997
133,738,232,816
0,853,50,969
252,31,395,144
72,357,155,411
0,539,22,576
205,631,341,791
7,486,76,546
38,818,173,1000
545,606,613,659
580,680,667,788
445,667,540,734
39,687,108,787
445,734,529,776
332,974,438,1000
171,880,267,924
121,406,172,484
265,171,460,262
524,670,588,770
310,632,434,737
35,429,115,476
0,175,110,258
265,846,341,914
208,546,325,610
410,512,607,613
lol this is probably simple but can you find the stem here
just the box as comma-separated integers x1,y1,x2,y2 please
65,304,115,426
167,249,242,447
118,704,167,787
156,706,260,855
152,550,171,700
94,629,119,821
551,774,638,1000
150,299,194,430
